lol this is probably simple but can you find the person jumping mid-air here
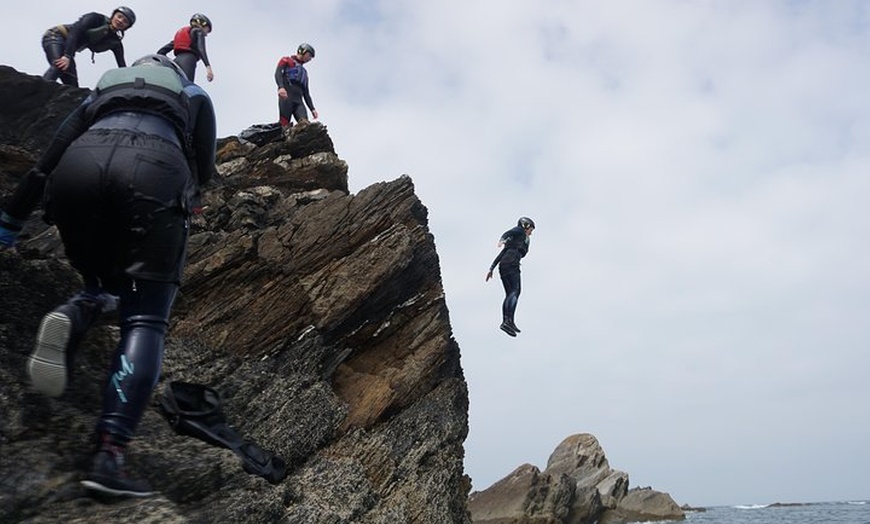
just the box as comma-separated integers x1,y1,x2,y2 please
486,217,535,337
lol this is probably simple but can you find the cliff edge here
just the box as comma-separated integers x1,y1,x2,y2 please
0,66,471,524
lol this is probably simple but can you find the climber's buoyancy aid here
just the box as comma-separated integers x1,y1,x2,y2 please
84,65,190,143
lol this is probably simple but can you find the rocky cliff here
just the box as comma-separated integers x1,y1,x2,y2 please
0,66,471,523
468,434,685,524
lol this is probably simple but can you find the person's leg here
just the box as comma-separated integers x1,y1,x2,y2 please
507,273,522,331
28,287,114,397
172,52,197,81
59,57,79,87
27,134,110,396
80,132,189,497
96,280,177,442
291,96,309,124
500,270,522,335
41,30,65,83
81,279,175,497
279,97,292,128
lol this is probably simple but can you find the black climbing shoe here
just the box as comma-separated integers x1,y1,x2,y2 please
81,448,156,498
28,305,77,397
499,322,517,337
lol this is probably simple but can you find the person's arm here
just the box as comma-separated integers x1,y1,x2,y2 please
192,28,210,67
302,83,316,116
112,41,126,67
275,58,288,87
185,85,217,187
275,58,289,98
486,246,508,281
156,41,173,56
63,13,105,57
191,29,213,82
37,99,93,175
1,168,48,246
0,96,94,244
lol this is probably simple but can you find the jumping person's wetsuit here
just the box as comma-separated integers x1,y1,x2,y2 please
488,224,532,336
275,55,316,127
2,55,216,496
42,12,128,87
157,26,211,82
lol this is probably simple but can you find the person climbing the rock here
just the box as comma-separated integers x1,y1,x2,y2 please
41,7,136,87
275,43,318,130
0,54,216,497
486,217,535,337
156,13,214,82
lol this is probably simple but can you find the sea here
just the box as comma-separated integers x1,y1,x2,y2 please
674,500,869,524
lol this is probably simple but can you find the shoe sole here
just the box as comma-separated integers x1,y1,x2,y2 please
499,324,517,337
28,312,71,397
80,479,156,498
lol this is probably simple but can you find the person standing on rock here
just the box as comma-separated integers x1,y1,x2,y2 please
41,7,136,87
156,13,214,83
0,54,216,497
486,217,535,337
275,43,318,131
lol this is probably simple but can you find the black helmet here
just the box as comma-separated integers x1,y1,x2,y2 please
190,13,212,30
297,43,315,58
518,216,535,230
132,54,188,80
112,6,136,27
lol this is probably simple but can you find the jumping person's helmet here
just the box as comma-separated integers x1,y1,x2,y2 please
190,13,212,31
112,6,136,27
518,217,536,230
132,54,188,80
297,43,315,58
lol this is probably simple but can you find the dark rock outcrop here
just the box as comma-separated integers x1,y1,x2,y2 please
468,434,684,524
0,67,470,523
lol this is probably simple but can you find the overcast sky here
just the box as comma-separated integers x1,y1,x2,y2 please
3,0,870,508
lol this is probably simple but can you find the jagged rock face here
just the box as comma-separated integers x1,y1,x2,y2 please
0,66,89,154
598,488,686,524
466,464,587,524
0,66,88,201
468,434,683,524
0,67,471,523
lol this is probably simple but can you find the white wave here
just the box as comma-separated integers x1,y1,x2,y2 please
733,504,767,509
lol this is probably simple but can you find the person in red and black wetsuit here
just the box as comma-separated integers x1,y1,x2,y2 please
274,43,318,129
42,7,136,87
486,217,536,337
157,13,214,83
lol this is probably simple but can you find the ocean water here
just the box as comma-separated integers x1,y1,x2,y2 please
679,500,869,524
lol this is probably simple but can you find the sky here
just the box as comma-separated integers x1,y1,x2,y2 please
3,0,870,508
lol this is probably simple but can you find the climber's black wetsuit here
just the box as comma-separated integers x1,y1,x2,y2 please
42,12,127,87
489,226,530,326
33,69,216,442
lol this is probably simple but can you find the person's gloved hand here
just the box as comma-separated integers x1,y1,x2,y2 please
0,224,20,248
0,212,24,248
